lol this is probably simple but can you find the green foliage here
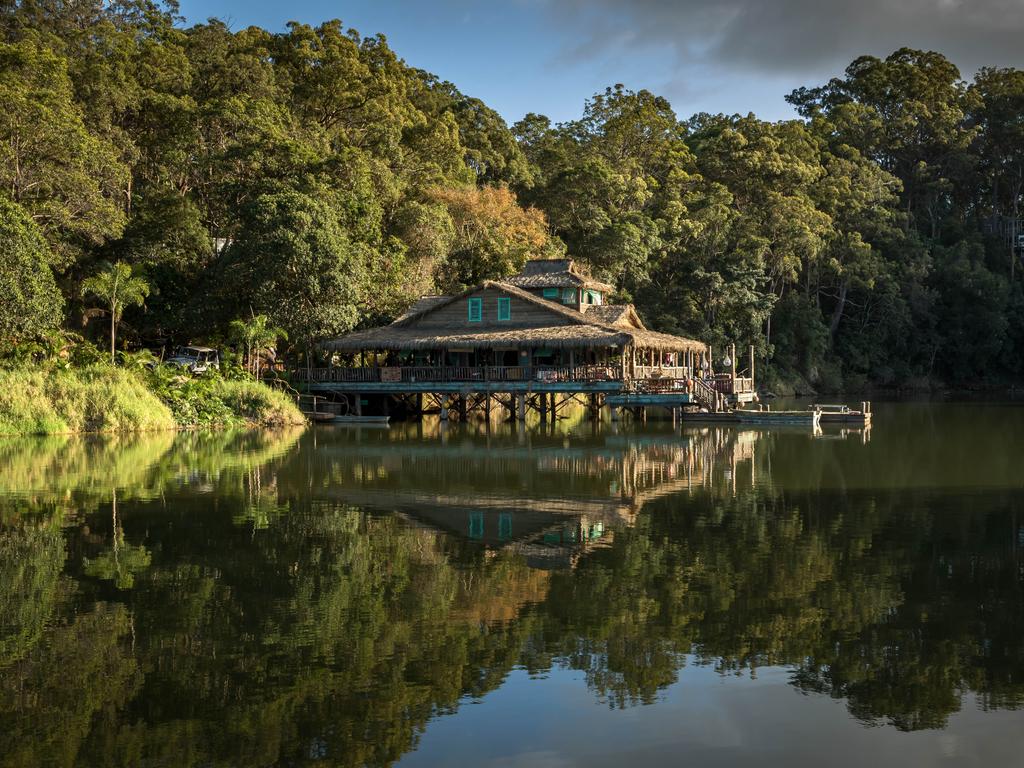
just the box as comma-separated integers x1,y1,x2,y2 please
0,366,175,435
0,197,64,350
82,262,150,363
0,39,128,258
219,190,367,347
143,364,304,428
0,363,303,435
228,314,286,377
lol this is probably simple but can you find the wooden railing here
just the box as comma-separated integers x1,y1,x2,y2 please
708,374,755,394
294,365,621,384
292,367,754,404
690,376,720,412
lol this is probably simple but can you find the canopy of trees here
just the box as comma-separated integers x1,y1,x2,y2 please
4,3,1024,387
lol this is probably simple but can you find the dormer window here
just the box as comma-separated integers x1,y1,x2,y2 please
497,297,511,321
467,297,482,322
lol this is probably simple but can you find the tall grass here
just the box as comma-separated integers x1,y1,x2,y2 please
0,367,175,435
0,366,305,435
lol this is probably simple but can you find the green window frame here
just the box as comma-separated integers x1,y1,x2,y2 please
467,297,482,322
543,287,559,299
497,297,511,321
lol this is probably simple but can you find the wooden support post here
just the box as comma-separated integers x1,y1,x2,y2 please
416,393,423,420
730,343,737,394
516,393,526,422
485,394,492,422
749,345,755,391
458,395,468,421
439,395,448,421
550,392,558,420
539,391,548,422
354,392,362,417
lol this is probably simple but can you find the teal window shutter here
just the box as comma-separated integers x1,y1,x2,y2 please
543,287,559,299
497,297,511,321
467,297,482,322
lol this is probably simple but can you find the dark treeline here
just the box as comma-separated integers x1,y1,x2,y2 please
3,1,1024,390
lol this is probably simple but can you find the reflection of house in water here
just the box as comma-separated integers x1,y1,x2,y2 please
289,424,762,568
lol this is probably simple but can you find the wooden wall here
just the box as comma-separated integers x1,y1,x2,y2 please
406,287,578,331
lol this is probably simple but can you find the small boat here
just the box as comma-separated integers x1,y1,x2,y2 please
812,403,872,426
327,414,391,425
306,411,338,423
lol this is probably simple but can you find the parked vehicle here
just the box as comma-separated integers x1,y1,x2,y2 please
166,346,220,374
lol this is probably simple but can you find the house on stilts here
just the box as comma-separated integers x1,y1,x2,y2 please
293,258,756,420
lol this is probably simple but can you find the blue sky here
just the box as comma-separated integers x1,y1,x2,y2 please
176,0,1024,127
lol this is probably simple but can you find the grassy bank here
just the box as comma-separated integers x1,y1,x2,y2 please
0,366,305,435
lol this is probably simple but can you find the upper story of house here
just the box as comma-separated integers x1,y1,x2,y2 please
503,259,614,309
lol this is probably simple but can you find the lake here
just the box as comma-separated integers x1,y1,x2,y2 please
2,401,1023,767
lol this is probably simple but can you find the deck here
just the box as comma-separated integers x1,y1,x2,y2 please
287,365,756,421
293,365,753,395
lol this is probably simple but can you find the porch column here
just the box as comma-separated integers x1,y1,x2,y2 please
730,343,736,393
749,345,755,390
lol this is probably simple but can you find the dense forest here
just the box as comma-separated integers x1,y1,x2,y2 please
4,0,1024,390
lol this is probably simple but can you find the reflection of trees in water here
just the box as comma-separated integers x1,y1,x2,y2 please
0,428,1022,766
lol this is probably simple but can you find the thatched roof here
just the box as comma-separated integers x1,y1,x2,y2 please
505,258,614,293
580,304,644,328
395,295,449,321
322,280,704,353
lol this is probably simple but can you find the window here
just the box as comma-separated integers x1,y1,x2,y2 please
497,297,511,321
543,287,559,299
499,513,512,541
467,297,482,322
562,288,576,304
469,512,484,539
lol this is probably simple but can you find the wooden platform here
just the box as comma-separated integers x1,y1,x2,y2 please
813,403,872,426
737,409,821,427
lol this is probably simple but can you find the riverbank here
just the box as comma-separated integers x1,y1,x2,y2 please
0,366,305,435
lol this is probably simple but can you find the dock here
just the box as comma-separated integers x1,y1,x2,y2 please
813,403,872,426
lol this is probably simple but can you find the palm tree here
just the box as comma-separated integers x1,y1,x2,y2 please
82,262,150,364
229,314,287,377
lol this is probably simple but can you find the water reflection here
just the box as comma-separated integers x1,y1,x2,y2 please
1,406,1022,766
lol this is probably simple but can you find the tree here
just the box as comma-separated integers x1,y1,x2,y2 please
229,314,287,377
430,184,560,290
82,261,150,364
0,197,64,351
0,40,127,259
219,190,367,349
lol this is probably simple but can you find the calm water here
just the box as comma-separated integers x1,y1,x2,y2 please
2,401,1023,767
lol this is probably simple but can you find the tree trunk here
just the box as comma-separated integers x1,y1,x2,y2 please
110,313,116,365
829,278,849,345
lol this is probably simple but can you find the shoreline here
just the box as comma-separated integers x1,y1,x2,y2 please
0,366,305,437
